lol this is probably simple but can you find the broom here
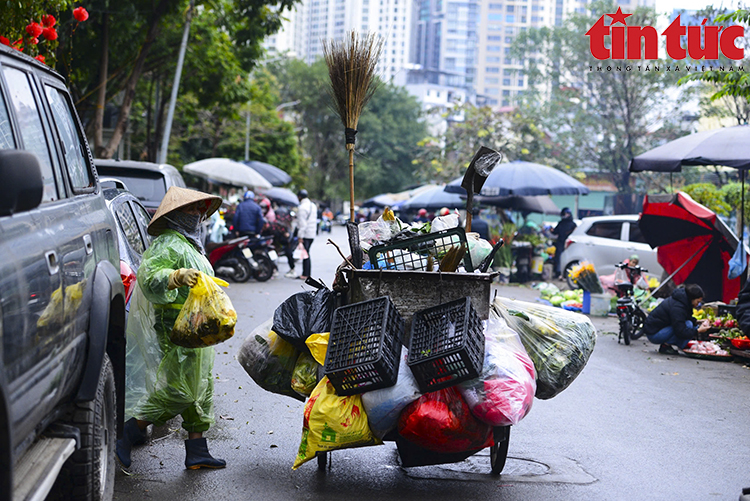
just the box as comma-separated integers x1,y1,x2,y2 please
323,31,384,267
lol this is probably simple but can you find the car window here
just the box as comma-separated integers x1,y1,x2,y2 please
115,202,145,256
94,167,166,204
3,66,58,202
0,90,14,149
586,221,622,240
628,222,648,243
44,85,92,191
131,201,153,245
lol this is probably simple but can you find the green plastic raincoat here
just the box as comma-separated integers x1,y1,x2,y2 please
125,230,216,432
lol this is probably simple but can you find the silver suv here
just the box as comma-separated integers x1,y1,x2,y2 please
559,215,663,288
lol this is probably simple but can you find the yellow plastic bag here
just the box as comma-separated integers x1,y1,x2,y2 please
305,332,330,365
171,272,237,348
292,376,381,469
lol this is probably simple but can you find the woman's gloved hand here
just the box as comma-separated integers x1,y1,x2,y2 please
168,268,201,290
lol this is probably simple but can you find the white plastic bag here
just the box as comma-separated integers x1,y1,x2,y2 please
358,220,392,251
361,348,421,439
430,211,460,233
466,232,494,269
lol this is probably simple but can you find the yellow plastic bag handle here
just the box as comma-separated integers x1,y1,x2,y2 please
210,275,229,287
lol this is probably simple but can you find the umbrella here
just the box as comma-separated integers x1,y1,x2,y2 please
242,160,292,186
362,194,398,208
183,158,272,189
475,194,559,215
444,160,589,196
400,186,465,211
639,192,747,303
629,125,750,172
259,187,299,207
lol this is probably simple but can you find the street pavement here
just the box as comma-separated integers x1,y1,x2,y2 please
114,224,750,501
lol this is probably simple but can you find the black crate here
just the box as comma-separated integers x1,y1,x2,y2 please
324,296,405,396
368,227,473,272
407,297,484,393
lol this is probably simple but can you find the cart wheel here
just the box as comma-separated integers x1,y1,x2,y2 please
490,426,510,475
316,452,328,470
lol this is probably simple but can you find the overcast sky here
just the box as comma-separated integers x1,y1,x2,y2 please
654,0,742,15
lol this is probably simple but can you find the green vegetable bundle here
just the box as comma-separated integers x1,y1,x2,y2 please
492,297,596,400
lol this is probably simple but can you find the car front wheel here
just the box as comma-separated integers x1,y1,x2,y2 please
563,261,579,290
51,354,116,501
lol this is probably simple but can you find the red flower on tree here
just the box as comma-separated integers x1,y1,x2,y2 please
25,22,43,38
41,15,56,28
73,7,89,22
35,55,45,63
11,39,23,51
0,37,9,46
42,28,57,41
29,37,39,45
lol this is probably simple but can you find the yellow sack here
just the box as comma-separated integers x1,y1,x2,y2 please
171,272,237,348
305,332,330,365
292,376,381,469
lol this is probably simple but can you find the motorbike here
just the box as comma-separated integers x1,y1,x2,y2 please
208,235,276,283
613,262,649,345
319,216,332,233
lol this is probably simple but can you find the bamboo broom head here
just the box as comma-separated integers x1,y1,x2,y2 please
322,31,384,150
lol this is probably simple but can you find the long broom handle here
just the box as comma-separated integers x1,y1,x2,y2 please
348,148,355,222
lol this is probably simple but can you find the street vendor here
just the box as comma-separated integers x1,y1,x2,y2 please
735,279,750,337
117,187,226,470
639,284,710,354
551,207,576,280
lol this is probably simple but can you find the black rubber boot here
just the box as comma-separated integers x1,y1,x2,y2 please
185,437,226,470
116,418,148,468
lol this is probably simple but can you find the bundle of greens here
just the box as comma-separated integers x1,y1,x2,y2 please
492,297,596,400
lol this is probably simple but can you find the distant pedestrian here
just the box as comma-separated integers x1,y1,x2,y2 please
551,207,576,280
295,189,318,280
469,209,490,241
233,190,265,237
414,208,430,224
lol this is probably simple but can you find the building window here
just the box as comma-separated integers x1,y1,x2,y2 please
503,89,510,96
487,45,501,52
503,78,511,85
505,36,513,43
518,79,524,86
488,13,503,20
489,3,503,8
486,56,500,62
485,87,499,95
506,5,514,12
486,67,500,73
506,14,515,22
502,99,510,106
488,35,501,41
486,77,499,84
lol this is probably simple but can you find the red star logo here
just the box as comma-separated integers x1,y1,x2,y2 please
607,7,632,25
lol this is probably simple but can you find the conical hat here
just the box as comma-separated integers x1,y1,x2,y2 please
148,186,222,236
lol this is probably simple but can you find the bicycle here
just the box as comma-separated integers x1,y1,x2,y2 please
613,262,649,345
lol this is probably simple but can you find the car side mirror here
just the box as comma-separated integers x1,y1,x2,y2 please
0,150,44,216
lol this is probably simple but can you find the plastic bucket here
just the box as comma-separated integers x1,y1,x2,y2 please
582,291,591,314
589,293,611,316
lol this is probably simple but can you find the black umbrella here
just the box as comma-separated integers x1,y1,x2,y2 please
475,195,559,215
629,125,750,172
259,187,299,206
362,194,398,208
400,186,465,211
242,160,292,186
445,160,589,196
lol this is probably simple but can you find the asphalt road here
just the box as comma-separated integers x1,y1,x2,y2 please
114,225,750,501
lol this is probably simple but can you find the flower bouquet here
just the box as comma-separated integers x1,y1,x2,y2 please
568,262,603,293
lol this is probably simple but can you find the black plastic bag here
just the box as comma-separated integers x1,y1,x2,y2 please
273,289,336,352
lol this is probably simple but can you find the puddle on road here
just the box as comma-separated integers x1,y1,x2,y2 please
402,452,596,484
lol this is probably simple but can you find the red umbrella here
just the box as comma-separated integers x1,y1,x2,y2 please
639,192,746,303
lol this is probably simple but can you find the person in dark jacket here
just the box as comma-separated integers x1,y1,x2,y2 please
551,207,577,279
232,190,265,236
641,284,710,354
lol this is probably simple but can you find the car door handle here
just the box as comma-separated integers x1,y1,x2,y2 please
45,250,59,275
83,234,93,255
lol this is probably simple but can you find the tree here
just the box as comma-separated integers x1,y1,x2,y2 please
682,183,731,215
412,101,555,184
512,0,695,211
270,58,427,201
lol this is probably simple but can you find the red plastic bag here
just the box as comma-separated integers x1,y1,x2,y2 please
458,311,536,426
397,386,494,453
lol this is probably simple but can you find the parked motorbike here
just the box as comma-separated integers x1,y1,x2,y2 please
614,262,649,345
208,235,276,283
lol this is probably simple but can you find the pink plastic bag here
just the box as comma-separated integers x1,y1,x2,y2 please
458,311,536,427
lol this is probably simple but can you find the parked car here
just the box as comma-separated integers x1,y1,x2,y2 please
0,45,126,500
103,188,152,313
93,159,186,215
559,215,663,289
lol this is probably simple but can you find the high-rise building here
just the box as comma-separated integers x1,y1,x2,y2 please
264,0,417,85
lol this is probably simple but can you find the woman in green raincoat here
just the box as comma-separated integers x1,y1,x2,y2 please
117,187,226,470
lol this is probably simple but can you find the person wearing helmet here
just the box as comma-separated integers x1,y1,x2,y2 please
259,197,276,223
551,207,577,280
233,190,265,237
414,208,430,224
294,189,318,280
438,207,450,217
117,187,226,471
